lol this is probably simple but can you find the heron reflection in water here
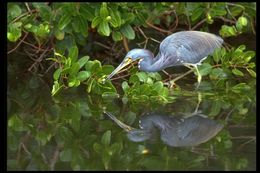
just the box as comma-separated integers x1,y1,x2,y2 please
104,111,223,147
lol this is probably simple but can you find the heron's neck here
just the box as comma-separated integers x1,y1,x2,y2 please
139,52,163,72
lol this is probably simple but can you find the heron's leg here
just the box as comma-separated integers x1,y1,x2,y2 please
194,65,202,89
169,69,194,88
194,92,202,114
183,63,201,89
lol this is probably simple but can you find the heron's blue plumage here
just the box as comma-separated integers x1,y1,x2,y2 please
106,31,223,80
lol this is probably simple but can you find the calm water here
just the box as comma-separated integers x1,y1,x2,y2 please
7,76,256,171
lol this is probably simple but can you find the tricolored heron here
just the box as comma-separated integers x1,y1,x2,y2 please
104,111,223,147
106,31,223,87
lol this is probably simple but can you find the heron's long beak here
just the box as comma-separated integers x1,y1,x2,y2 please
104,111,134,132
106,58,133,80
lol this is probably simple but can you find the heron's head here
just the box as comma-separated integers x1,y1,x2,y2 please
106,49,154,80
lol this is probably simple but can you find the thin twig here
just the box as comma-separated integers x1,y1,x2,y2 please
28,48,49,72
146,21,172,35
186,13,191,30
93,41,111,50
230,136,256,139
169,69,194,85
137,26,148,39
150,37,161,44
111,73,131,81
122,36,129,52
225,5,237,21
21,40,41,49
40,62,57,77
169,10,179,32
49,146,61,171
191,19,207,30
8,32,29,54
216,16,236,24
24,2,31,14
12,9,37,23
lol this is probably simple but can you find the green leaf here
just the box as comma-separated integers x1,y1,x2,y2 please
209,68,227,80
85,61,95,71
231,83,250,93
38,4,52,21
112,31,122,41
122,81,130,92
68,76,77,87
120,24,135,40
55,30,65,40
78,15,88,37
72,17,81,33
7,23,22,42
110,143,123,155
219,25,237,38
237,16,247,26
224,140,233,149
213,48,221,64
101,130,111,146
247,69,256,78
101,65,114,75
100,2,109,18
232,68,244,77
58,13,72,30
243,51,255,63
79,5,95,21
87,78,94,93
29,76,40,89
160,87,169,98
91,16,102,28
69,46,78,64
93,143,103,154
98,21,110,36
56,126,73,145
209,100,221,116
124,112,136,125
102,92,119,98
8,115,25,131
52,81,64,96
197,63,212,76
153,81,164,93
191,7,204,21
8,4,22,20
136,72,148,82
77,71,91,81
60,149,72,162
32,3,52,21
148,72,162,81
210,6,227,16
90,60,102,72
129,74,140,84
109,10,121,28
78,56,90,68
230,6,243,17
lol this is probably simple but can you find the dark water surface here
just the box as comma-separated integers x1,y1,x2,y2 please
7,75,256,171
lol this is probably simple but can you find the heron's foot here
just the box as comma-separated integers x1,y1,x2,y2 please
196,74,202,89
169,80,177,89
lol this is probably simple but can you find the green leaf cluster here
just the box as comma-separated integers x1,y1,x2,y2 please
121,72,175,104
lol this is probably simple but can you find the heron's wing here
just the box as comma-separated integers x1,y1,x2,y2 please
159,31,223,65
176,115,223,145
